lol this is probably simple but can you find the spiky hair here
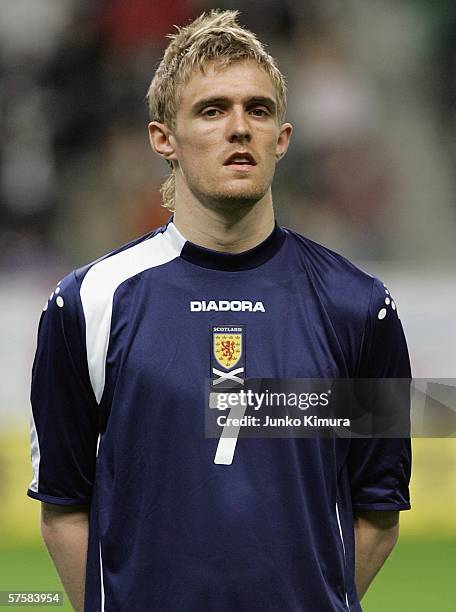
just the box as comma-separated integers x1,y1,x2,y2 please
146,10,287,210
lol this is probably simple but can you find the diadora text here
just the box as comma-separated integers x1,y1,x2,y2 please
190,300,265,312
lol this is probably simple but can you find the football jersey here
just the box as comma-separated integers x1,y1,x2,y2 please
28,219,411,612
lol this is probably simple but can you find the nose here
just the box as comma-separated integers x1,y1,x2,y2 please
227,107,251,143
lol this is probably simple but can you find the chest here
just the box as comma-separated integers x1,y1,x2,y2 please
105,275,348,394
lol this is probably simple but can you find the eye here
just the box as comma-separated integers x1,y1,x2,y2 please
249,107,269,117
202,108,222,118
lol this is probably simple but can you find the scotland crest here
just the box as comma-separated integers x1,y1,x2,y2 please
211,325,245,387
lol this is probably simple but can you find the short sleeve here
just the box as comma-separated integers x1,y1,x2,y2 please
27,272,99,506
348,277,412,512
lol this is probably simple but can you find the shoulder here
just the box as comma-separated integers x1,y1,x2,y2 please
41,224,170,319
49,220,182,314
73,219,183,291
283,227,377,312
43,219,184,338
282,228,404,375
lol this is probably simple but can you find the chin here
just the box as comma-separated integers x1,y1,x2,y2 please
209,183,269,207
210,193,264,209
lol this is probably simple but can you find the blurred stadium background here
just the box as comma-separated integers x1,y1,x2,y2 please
0,0,455,610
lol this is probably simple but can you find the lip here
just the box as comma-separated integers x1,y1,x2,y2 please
223,151,257,166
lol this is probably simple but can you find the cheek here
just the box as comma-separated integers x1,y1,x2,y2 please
257,129,281,155
262,136,280,164
177,134,218,168
176,140,218,185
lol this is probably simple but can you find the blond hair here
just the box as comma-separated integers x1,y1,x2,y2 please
146,9,287,211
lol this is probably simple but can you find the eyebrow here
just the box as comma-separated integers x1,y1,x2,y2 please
192,96,277,115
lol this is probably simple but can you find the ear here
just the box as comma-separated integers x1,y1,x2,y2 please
275,122,293,162
148,121,178,162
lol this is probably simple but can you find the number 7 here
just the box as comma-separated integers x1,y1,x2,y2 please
213,396,247,465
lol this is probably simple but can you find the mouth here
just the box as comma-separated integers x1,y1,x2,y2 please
223,152,257,168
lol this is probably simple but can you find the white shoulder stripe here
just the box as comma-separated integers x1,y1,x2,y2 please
80,223,186,403
29,408,40,492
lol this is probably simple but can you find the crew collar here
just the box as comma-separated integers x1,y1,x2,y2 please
167,219,286,271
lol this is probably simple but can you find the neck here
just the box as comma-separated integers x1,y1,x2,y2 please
172,189,275,254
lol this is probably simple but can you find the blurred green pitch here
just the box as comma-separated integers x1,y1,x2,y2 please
0,539,455,611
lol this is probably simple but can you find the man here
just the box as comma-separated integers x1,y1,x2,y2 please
28,10,411,611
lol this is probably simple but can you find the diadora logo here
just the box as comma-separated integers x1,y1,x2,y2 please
190,300,265,312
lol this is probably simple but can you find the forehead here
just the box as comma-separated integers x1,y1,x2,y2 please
177,59,277,110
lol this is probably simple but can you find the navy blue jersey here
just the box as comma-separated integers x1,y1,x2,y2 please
28,220,411,611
